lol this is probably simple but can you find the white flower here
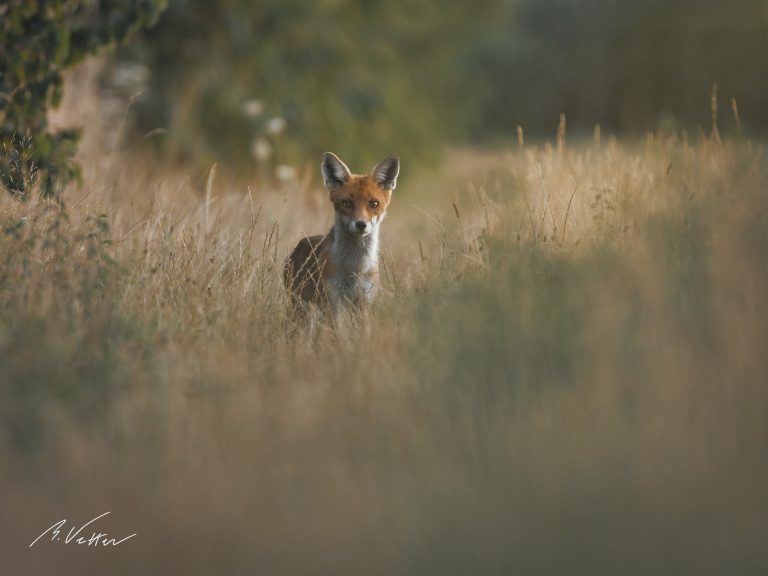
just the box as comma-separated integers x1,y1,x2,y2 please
265,117,286,135
242,99,265,118
251,138,272,161
275,165,297,181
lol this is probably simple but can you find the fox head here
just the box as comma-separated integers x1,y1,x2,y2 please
321,152,399,237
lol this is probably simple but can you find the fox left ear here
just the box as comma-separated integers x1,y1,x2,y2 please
371,154,400,191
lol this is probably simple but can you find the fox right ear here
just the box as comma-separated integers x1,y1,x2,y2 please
321,152,352,188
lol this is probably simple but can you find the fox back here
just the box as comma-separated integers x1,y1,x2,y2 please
283,152,400,310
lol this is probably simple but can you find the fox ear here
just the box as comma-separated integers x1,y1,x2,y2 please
371,154,400,191
321,152,352,188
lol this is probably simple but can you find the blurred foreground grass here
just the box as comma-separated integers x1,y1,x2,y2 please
1,137,767,574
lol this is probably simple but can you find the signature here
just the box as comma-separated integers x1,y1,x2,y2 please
30,511,136,548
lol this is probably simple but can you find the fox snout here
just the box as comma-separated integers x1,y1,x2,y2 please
343,217,374,236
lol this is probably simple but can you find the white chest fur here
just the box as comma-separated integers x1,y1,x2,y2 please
328,222,380,306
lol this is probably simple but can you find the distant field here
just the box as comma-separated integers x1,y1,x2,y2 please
1,137,766,574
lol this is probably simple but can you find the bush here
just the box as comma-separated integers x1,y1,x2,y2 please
116,0,499,174
0,0,166,199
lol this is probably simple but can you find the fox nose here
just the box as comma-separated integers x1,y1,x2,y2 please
355,220,367,231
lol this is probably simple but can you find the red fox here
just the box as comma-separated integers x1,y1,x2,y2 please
284,152,400,311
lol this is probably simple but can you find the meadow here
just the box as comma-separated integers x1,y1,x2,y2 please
1,130,767,574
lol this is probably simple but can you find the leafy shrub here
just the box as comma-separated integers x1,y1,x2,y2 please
116,0,498,173
0,0,166,198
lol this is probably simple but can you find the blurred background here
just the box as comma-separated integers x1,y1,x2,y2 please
2,2,768,574
102,0,768,176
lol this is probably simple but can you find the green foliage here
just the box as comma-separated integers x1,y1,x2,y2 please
116,0,768,175
0,0,166,198
119,0,499,173
464,0,768,138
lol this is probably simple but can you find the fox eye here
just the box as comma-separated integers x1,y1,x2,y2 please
369,200,380,209
341,200,354,208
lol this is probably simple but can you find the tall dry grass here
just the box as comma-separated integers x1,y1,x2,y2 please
1,134,767,575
